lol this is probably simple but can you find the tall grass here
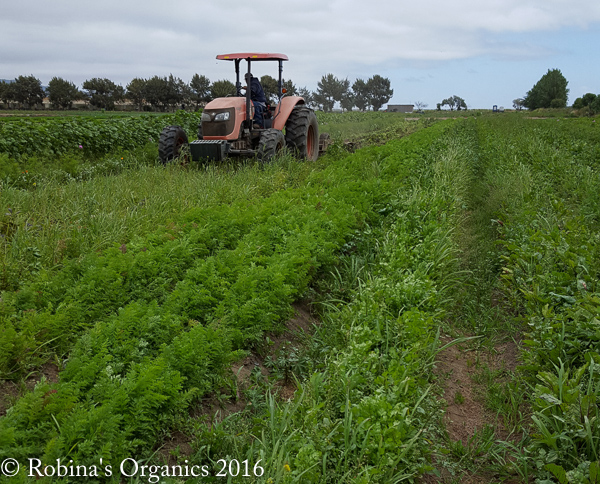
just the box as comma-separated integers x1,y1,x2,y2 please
0,152,326,290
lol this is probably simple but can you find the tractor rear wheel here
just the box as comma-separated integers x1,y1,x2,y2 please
158,125,189,164
285,107,319,161
258,129,285,162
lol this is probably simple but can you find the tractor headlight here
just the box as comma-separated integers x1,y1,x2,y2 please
214,112,230,122
201,112,212,122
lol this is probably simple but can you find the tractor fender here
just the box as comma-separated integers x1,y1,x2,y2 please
272,96,305,131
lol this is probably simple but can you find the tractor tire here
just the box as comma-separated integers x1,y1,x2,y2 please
158,125,189,164
285,106,319,161
258,128,285,163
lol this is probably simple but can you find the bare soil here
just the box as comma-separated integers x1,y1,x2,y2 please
423,330,522,483
198,299,316,419
156,300,318,463
436,335,520,447
0,362,60,417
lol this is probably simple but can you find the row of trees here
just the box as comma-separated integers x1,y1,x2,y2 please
0,72,394,112
301,74,393,112
0,74,238,111
2,69,597,114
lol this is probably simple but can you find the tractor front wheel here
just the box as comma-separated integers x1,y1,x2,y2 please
158,125,189,164
285,107,319,161
258,129,285,162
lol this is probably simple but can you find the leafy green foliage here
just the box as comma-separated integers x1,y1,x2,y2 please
573,93,600,115
9,75,45,108
366,74,394,111
473,115,600,479
82,78,125,110
6,112,600,481
47,77,83,109
0,114,456,480
352,78,369,111
210,79,236,99
0,110,202,161
314,73,350,112
524,68,570,110
189,73,211,108
440,95,467,111
187,122,462,481
139,74,190,112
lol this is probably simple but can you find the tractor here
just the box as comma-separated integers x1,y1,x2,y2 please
158,52,330,164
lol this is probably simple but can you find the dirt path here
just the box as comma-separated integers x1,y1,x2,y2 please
438,335,520,445
426,330,521,483
422,119,527,482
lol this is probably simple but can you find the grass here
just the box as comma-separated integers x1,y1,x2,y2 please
316,111,422,141
0,118,457,482
0,151,324,291
2,111,600,482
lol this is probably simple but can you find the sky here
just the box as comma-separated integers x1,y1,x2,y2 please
1,0,599,109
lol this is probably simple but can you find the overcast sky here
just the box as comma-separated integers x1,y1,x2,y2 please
2,0,599,108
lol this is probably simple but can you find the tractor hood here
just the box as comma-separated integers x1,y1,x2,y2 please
202,97,247,140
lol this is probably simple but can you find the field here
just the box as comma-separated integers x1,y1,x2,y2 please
1,110,600,483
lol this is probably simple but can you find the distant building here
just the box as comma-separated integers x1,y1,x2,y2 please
387,104,414,113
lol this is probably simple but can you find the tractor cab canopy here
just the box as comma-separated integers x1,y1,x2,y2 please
216,53,289,101
216,53,289,61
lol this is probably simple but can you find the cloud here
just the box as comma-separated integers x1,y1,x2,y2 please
1,0,599,90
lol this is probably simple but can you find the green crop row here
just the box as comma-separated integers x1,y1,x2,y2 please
473,116,600,480
0,121,452,481
190,122,474,482
0,111,201,159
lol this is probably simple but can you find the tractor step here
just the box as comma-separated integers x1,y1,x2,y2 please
190,139,230,162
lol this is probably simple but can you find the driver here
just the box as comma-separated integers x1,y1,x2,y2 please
246,73,266,128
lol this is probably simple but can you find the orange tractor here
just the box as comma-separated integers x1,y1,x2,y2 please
158,52,329,163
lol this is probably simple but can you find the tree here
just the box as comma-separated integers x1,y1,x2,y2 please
189,74,211,109
440,98,453,110
366,75,393,111
126,78,147,111
414,101,428,113
297,87,316,109
513,98,525,110
0,80,15,106
592,97,600,115
47,77,81,109
12,75,45,108
440,95,466,111
572,93,597,110
453,96,467,110
316,74,349,112
523,68,569,110
352,79,370,111
144,76,169,111
282,79,296,97
166,74,187,110
573,93,600,115
260,75,279,104
210,79,236,99
340,92,355,112
82,78,124,110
